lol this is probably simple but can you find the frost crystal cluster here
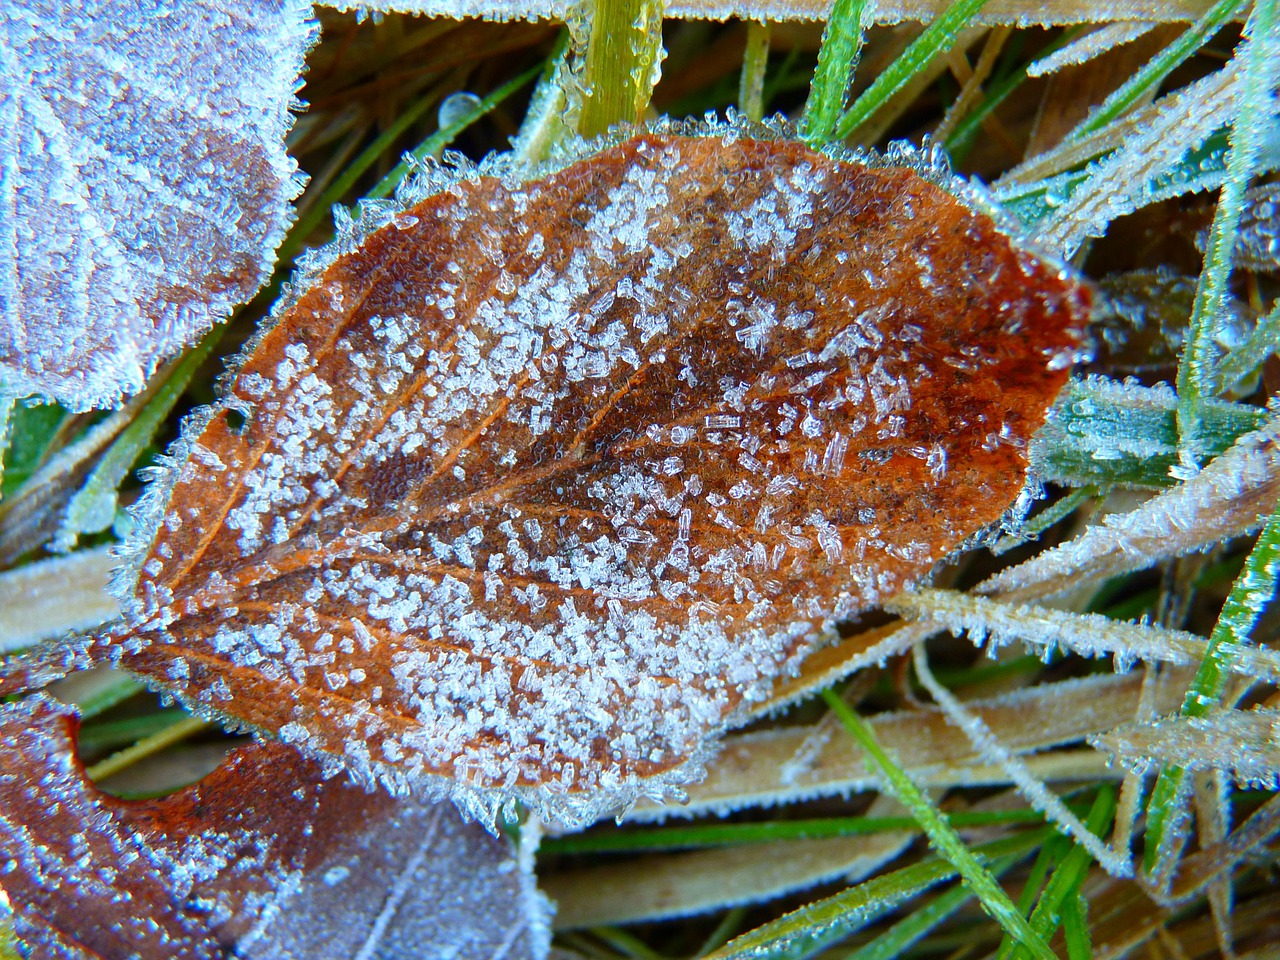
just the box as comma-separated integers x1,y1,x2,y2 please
61,125,1088,826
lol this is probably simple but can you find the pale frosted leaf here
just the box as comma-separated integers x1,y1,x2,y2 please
1091,708,1280,788
0,694,551,960
0,544,117,653
335,0,1250,26
0,0,316,411
629,670,1190,821
30,123,1085,828
986,419,1280,603
1025,21,1159,78
545,800,912,927
912,644,1131,876
887,587,1280,680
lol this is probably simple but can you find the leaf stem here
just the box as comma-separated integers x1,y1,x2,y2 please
738,21,772,123
820,689,1057,960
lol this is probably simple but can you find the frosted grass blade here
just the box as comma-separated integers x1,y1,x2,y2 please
820,689,1056,960
1177,0,1279,458
800,0,870,145
833,0,992,142
1213,299,1280,393
739,20,771,123
1144,501,1280,875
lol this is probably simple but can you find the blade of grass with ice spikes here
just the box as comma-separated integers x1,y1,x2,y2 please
1143,499,1280,880
798,0,870,146
577,0,665,138
818,688,1056,960
832,0,993,143
702,827,1053,960
1177,0,1278,463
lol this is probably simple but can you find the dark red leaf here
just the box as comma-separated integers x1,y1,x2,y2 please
43,126,1087,826
0,695,548,959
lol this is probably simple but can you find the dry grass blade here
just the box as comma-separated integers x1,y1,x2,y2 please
41,126,1087,828
0,545,117,653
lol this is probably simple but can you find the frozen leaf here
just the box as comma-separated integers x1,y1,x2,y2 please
0,0,316,411
1091,708,1280,789
0,693,550,960
36,123,1087,827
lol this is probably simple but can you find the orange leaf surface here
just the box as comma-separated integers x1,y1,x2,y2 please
51,124,1087,826
0,694,549,959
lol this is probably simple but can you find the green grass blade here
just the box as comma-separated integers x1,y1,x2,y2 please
819,689,1056,960
1144,500,1280,874
706,828,1053,960
834,0,992,142
578,0,665,138
1061,894,1092,960
1015,785,1116,959
799,0,871,145
739,21,772,124
842,857,1023,960
542,808,1059,855
1177,0,1278,459
1069,0,1248,141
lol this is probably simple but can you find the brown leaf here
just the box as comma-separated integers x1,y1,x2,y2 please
0,694,550,959
59,124,1086,826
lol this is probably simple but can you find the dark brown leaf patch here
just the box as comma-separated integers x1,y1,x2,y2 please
81,126,1086,825
0,695,547,959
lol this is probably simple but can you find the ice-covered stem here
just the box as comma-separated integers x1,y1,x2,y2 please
799,0,870,145
820,688,1057,960
1143,500,1280,876
578,0,665,138
1068,0,1248,141
738,20,771,123
1176,0,1277,461
833,0,992,143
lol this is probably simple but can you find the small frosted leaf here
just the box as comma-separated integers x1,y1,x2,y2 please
0,0,317,411
0,694,550,960
77,127,1086,827
1091,708,1280,789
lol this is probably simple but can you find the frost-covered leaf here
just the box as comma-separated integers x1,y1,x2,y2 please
0,693,550,960
39,124,1086,828
0,0,316,411
1091,708,1280,789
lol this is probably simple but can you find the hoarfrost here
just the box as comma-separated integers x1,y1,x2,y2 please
0,695,551,960
62,125,1086,828
0,0,316,410
1025,20,1158,78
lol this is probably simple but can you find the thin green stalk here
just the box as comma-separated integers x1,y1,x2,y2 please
543,807,1059,855
1177,0,1277,458
706,828,1052,960
820,690,1056,960
1070,0,1248,140
78,709,192,754
75,675,143,719
84,714,212,783
995,834,1067,960
800,0,870,145
738,21,772,124
842,857,1023,960
991,485,1100,555
1014,785,1117,960
1144,500,1280,874
834,0,992,142
56,323,226,549
579,0,665,138
1213,298,1280,392
589,926,669,960
1061,894,1092,960
365,62,545,201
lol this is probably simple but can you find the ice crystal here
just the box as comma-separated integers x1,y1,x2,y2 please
23,124,1086,828
0,0,316,410
0,694,550,959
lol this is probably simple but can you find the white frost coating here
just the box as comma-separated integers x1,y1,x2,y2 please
0,0,317,410
984,419,1280,603
89,115,1085,831
1025,20,1158,77
1090,708,1280,789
